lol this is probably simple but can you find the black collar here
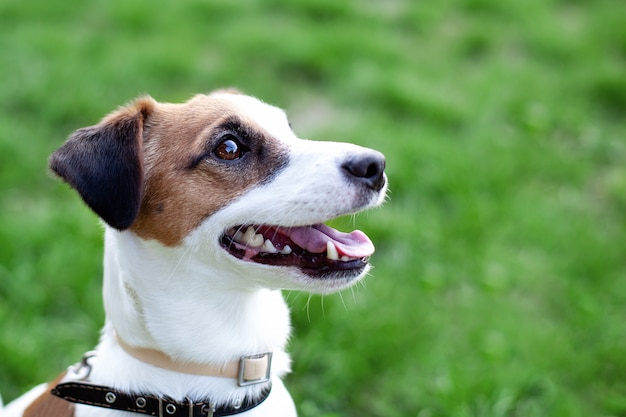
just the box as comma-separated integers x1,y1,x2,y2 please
52,381,271,417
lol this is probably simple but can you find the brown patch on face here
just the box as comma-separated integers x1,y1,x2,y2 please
130,94,289,246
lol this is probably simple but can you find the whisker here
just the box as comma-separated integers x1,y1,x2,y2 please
305,294,313,323
165,246,191,286
338,291,348,311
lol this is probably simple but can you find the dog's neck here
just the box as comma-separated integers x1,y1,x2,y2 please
100,227,292,371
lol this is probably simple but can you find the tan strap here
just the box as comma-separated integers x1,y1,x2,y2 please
116,335,271,385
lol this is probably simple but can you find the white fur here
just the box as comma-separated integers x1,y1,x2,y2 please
4,93,387,417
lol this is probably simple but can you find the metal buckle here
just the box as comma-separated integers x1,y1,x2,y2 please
237,352,272,387
68,351,96,381
201,403,216,417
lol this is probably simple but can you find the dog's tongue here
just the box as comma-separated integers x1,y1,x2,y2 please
286,224,375,257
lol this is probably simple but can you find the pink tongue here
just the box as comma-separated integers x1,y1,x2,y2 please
286,224,375,257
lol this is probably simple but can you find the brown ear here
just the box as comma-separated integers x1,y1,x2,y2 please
49,97,155,230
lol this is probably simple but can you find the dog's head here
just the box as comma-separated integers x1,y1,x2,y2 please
50,90,387,293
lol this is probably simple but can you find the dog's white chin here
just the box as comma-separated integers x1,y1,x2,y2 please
228,257,371,294
304,263,371,294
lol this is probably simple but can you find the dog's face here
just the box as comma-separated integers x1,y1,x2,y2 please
50,90,387,293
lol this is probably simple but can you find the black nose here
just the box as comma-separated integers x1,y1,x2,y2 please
342,151,386,192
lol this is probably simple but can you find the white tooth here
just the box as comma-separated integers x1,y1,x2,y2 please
281,245,292,255
326,241,339,260
262,239,278,253
251,234,264,247
243,226,264,247
243,226,256,242
341,256,350,262
234,230,244,243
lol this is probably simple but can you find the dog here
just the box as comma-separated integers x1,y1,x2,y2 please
3,90,387,417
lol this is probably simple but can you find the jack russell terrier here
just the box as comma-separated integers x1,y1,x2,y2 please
3,90,387,417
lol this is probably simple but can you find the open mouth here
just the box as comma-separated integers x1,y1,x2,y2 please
220,223,375,277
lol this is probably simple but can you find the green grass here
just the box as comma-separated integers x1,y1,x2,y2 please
1,0,625,415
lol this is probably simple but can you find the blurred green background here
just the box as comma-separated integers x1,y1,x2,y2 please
1,0,625,416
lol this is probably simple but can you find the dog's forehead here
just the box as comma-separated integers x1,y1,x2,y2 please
209,92,294,141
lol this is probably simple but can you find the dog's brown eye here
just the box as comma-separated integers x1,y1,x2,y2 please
214,136,244,161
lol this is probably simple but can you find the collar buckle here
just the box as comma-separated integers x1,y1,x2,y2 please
200,403,216,417
67,351,96,381
237,352,272,386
